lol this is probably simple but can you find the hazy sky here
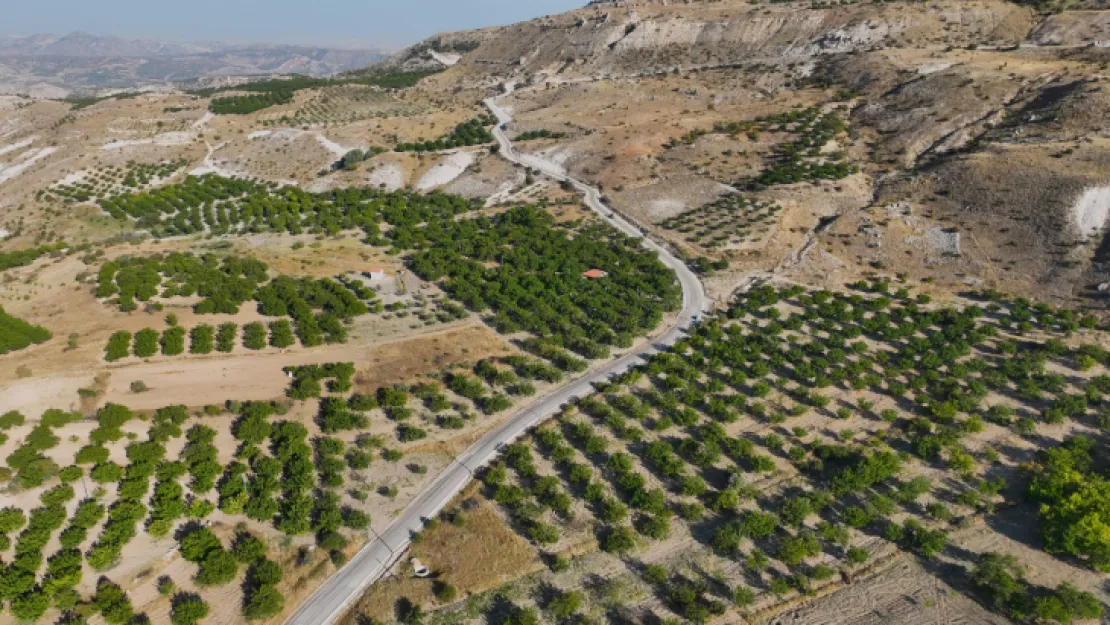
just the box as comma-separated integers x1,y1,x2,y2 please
5,0,584,48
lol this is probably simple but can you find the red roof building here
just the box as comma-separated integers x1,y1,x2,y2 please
582,269,608,279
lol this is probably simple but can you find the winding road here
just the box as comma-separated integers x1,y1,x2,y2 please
283,86,708,625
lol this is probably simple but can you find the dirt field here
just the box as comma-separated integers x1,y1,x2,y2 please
766,556,1010,625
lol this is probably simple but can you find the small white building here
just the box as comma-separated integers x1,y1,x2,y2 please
367,268,386,280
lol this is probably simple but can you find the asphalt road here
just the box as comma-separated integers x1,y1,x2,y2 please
283,86,708,625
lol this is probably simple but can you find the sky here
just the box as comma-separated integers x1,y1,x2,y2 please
4,0,585,49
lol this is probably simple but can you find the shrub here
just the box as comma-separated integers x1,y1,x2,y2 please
600,526,637,553
190,325,215,354
105,331,132,361
269,319,296,348
242,585,284,620
232,532,267,563
433,581,457,603
58,465,83,483
133,328,159,357
216,323,237,352
243,322,267,350
171,594,210,625
847,546,869,564
161,326,186,355
11,589,50,620
76,445,110,465
546,590,583,619
196,549,239,586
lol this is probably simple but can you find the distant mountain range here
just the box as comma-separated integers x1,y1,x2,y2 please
0,31,390,97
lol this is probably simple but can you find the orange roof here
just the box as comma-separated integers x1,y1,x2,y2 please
582,269,608,279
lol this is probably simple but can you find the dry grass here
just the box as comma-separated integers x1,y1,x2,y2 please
412,488,540,590
342,484,540,625
352,325,514,394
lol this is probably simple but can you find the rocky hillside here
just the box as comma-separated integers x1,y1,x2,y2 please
379,0,1110,310
386,0,1034,80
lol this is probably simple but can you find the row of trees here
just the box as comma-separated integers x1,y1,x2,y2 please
742,108,858,190
4,409,78,488
200,70,439,115
210,91,296,115
106,319,304,361
97,252,269,313
0,242,68,272
395,116,495,152
513,129,568,141
96,170,482,241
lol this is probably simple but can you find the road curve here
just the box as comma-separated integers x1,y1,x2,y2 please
283,86,708,625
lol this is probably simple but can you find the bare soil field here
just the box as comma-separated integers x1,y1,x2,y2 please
767,556,1010,625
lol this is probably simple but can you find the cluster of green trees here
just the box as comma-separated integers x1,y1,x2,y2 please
317,396,371,434
84,406,165,570
4,409,78,487
97,252,269,313
93,579,137,624
210,91,296,115
513,129,568,141
44,161,188,204
0,401,311,618
56,499,104,556
688,256,731,276
101,178,676,373
1026,436,1110,571
666,106,858,190
285,362,355,399
1,505,68,619
201,70,441,114
644,568,728,624
973,552,1101,623
407,205,680,361
255,276,370,346
0,242,68,272
240,536,285,619
395,116,495,152
742,107,859,189
170,594,209,625
221,414,359,557
977,289,1100,335
178,526,241,586
483,445,564,547
335,147,386,171
100,173,476,240
660,195,782,249
0,306,52,355
66,90,141,110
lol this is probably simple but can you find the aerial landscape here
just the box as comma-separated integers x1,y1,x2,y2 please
2,0,1110,624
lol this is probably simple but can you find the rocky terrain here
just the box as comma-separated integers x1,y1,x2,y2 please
383,0,1110,311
